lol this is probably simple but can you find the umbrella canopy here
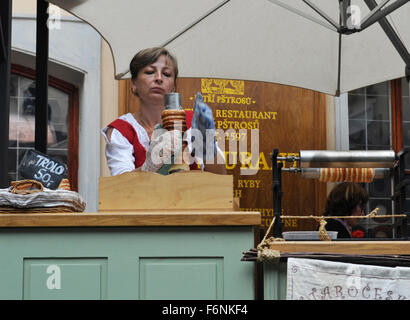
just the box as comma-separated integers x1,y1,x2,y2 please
48,0,410,95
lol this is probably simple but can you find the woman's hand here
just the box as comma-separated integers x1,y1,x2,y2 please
141,129,182,172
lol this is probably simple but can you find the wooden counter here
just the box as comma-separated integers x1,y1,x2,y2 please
268,240,410,255
0,172,260,299
0,210,260,300
0,211,261,227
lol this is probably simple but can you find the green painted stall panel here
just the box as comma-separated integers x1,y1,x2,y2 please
23,258,108,300
139,258,223,300
0,227,255,300
263,262,287,300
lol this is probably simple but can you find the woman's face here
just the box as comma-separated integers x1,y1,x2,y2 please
346,204,365,228
131,55,176,104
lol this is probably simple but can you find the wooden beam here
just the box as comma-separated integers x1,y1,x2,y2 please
391,78,403,153
0,211,261,227
268,240,410,255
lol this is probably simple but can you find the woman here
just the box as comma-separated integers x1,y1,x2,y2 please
102,47,225,175
323,182,368,238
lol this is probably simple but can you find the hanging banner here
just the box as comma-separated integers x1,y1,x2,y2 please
287,258,410,300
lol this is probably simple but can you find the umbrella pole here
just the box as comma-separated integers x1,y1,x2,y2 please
0,0,12,188
35,0,49,154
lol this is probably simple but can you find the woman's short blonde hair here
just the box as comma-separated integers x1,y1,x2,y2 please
129,47,178,82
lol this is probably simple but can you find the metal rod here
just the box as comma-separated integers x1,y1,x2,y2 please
35,0,49,154
281,214,406,219
162,0,231,47
267,0,338,32
397,149,408,239
335,1,345,95
361,0,391,27
276,156,300,161
303,0,341,30
0,15,7,62
299,150,396,168
364,0,410,79
336,30,342,96
362,0,410,31
0,0,12,188
281,167,301,174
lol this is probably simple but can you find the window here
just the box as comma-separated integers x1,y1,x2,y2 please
348,82,392,151
8,65,79,191
347,78,409,238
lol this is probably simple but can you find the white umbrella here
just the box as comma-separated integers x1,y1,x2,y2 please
48,0,410,95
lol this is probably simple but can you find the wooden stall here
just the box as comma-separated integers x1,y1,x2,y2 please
0,171,260,300
1,77,327,299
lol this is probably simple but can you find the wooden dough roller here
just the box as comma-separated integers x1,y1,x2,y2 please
284,167,389,183
319,168,376,183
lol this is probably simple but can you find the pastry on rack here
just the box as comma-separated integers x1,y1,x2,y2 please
161,108,189,173
161,109,187,131
319,168,375,183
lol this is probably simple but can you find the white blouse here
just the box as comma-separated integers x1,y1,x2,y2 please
102,113,222,176
101,113,149,176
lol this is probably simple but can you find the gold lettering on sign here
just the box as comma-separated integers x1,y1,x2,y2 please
284,219,298,228
215,109,278,120
201,79,244,95
192,78,257,106
222,152,301,171
223,151,271,171
240,208,299,228
233,189,242,198
237,179,261,189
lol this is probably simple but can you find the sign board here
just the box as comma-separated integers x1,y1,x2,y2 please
178,78,327,231
18,149,67,189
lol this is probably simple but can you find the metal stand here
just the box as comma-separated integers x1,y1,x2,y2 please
271,147,409,240
393,148,409,239
271,149,283,238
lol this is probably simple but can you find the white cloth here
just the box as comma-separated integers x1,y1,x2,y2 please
101,113,149,176
287,258,410,300
0,188,86,212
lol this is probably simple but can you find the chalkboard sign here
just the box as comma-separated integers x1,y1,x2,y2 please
18,149,67,189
